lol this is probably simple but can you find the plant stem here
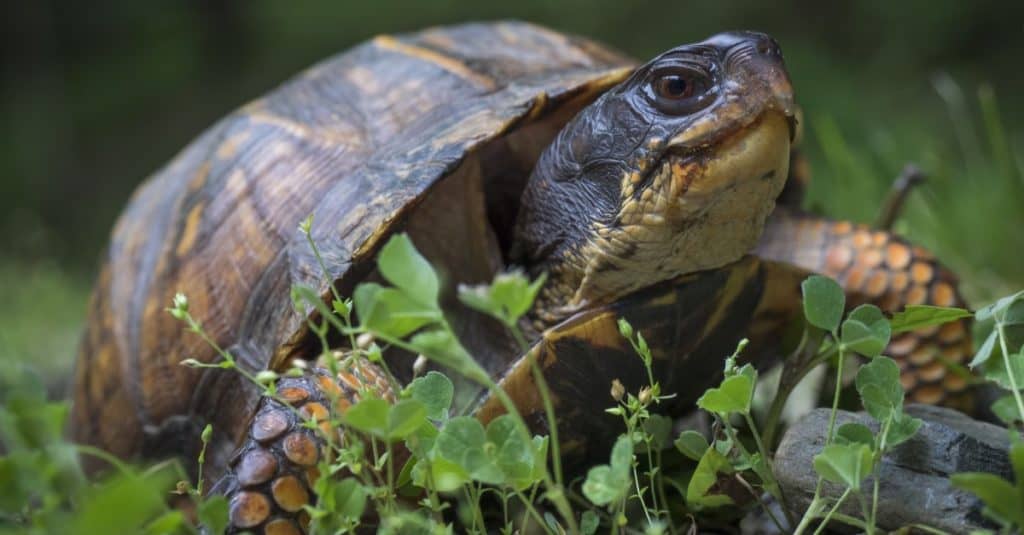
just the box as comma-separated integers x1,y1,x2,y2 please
813,487,851,535
631,461,653,524
513,488,555,535
825,344,846,444
743,411,794,528
870,416,892,530
792,496,823,535
996,322,1024,421
857,491,875,535
514,326,567,506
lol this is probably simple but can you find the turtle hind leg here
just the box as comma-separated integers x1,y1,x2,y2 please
209,361,395,534
756,206,975,412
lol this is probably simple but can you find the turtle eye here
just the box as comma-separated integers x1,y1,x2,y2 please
655,75,694,100
648,67,712,115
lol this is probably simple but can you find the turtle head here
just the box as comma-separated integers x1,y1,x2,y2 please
514,31,796,322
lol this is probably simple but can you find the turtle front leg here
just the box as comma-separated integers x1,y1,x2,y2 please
207,360,395,534
756,206,974,411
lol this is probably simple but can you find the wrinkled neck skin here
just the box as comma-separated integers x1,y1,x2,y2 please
512,89,792,330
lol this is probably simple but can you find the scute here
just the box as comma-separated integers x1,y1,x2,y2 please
70,21,634,467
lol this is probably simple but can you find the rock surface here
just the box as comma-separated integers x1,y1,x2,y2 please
774,404,1012,534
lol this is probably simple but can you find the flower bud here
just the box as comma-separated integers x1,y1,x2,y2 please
255,370,279,385
610,379,625,402
356,333,374,350
413,354,428,377
638,386,652,405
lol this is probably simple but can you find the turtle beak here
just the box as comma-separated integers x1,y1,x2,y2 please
706,31,797,141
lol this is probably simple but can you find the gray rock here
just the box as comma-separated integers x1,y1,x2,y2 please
773,404,1012,534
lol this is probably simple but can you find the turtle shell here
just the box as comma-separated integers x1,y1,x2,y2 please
70,21,637,468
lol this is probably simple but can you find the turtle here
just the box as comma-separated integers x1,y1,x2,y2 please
70,21,972,533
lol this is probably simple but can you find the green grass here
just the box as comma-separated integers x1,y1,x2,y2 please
802,77,1024,305
0,262,90,388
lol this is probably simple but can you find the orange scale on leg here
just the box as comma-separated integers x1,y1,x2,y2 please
942,371,969,393
931,282,957,307
908,344,937,366
890,271,909,292
858,248,884,269
917,360,947,382
885,242,912,270
846,266,868,292
852,230,873,249
911,384,946,405
910,262,934,285
824,244,853,273
938,322,965,344
864,271,889,299
831,221,853,235
906,285,928,305
871,231,888,247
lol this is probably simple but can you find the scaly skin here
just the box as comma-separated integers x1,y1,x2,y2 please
209,361,394,534
757,206,974,411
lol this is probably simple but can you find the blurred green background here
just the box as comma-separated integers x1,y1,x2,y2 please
2,1,1023,382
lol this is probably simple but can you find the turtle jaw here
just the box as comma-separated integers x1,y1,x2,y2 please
561,110,792,314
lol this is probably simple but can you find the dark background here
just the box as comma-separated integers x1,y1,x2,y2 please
2,1,1023,375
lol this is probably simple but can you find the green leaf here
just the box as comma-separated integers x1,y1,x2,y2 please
353,284,441,338
583,436,634,506
197,496,228,535
434,416,504,485
889,305,973,333
990,395,1023,425
343,397,390,437
802,275,846,332
835,423,874,446
976,291,1024,324
813,443,873,491
686,445,735,508
639,414,672,452
409,329,477,377
387,399,428,440
404,371,453,422
971,330,998,367
697,374,754,415
332,478,368,519
70,465,177,535
458,271,546,326
675,430,710,461
951,472,1024,526
143,510,186,535
377,233,440,307
841,305,891,357
580,510,601,534
487,415,536,489
411,455,469,492
885,413,923,447
979,344,1024,391
855,356,904,422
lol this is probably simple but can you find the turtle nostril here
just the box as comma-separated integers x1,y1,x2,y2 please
754,36,782,60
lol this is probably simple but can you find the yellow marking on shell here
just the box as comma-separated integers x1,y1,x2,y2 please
525,92,549,121
243,108,359,148
698,259,760,342
175,203,205,256
216,130,251,160
373,35,498,90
